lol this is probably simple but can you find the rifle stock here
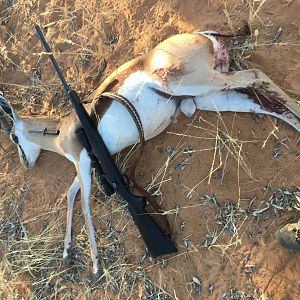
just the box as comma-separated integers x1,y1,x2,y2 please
35,25,177,257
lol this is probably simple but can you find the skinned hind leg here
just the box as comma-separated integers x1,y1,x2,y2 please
194,90,300,132
167,68,300,120
63,175,80,259
224,69,300,118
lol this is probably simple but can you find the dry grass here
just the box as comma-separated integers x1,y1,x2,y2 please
0,162,172,299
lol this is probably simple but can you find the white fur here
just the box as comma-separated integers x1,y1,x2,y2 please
65,153,75,164
99,71,178,154
77,149,99,274
14,121,41,167
194,91,263,112
63,175,80,259
180,98,196,117
195,91,300,130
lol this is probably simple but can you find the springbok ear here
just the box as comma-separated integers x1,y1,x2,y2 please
0,92,19,122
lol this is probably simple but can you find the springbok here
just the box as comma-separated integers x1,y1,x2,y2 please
1,32,300,274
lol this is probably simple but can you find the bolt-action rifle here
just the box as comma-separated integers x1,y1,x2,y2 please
34,25,177,257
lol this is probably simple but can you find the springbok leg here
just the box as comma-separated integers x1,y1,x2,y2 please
63,175,80,259
192,90,300,132
77,149,99,274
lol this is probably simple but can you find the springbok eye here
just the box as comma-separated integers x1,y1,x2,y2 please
11,133,19,144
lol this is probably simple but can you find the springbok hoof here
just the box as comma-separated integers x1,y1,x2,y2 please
63,246,77,268
63,252,73,268
63,249,69,260
276,219,300,252
92,256,100,275
92,264,99,275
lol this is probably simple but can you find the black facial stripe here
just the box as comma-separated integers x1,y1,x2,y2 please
19,145,27,162
10,133,27,164
16,142,27,164
11,133,19,144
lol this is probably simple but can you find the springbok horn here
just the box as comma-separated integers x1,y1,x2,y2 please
0,93,14,135
0,92,17,121
0,109,12,135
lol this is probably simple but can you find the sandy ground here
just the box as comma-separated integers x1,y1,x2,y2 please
0,0,300,299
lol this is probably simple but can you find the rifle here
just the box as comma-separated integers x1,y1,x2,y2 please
34,25,177,257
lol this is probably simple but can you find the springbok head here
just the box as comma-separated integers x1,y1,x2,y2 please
0,93,41,168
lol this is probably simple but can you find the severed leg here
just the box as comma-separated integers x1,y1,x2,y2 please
63,175,80,259
219,69,300,119
194,90,300,132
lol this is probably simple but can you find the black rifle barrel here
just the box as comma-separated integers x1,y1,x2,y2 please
34,24,177,257
35,25,69,91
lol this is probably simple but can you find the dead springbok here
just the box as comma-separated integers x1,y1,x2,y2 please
1,32,300,274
